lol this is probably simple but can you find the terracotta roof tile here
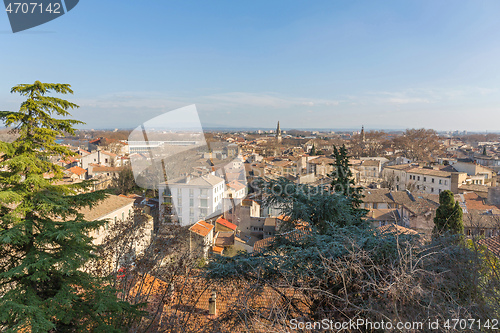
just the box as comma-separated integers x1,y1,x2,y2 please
215,216,237,231
67,166,86,176
463,192,500,211
78,194,135,221
378,224,418,235
479,235,500,257
189,220,214,237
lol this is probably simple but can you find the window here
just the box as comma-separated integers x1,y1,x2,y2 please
417,185,420,190
373,203,378,209
423,177,427,182
417,176,420,181
190,198,194,207
431,188,434,193
189,189,194,197
444,180,448,185
200,199,208,207
189,208,194,217
177,197,182,206
439,189,442,194
200,188,208,196
439,179,442,184
114,216,117,223
432,178,435,183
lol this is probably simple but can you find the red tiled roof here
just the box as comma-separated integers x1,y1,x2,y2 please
227,180,246,192
215,216,237,231
253,229,310,253
463,192,500,212
479,235,500,257
189,220,214,237
377,224,418,235
59,156,79,164
212,245,224,254
67,166,86,176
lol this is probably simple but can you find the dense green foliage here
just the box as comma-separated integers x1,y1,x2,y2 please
309,143,316,156
112,166,140,195
433,190,464,236
330,144,366,218
206,179,498,332
261,178,367,233
0,82,142,332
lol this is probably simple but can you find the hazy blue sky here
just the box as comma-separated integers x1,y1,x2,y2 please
1,1,500,131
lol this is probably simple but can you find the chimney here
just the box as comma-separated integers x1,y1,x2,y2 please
208,290,217,316
487,187,500,207
450,173,461,194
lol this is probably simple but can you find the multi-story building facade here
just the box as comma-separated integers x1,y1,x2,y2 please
406,168,467,194
159,173,225,226
381,164,415,191
383,165,468,194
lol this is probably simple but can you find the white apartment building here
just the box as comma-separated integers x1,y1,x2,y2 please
159,173,225,226
406,168,467,195
383,165,468,194
80,150,118,169
382,164,415,191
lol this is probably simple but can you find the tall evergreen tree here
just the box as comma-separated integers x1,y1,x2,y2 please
310,143,316,156
433,190,464,236
330,144,364,209
0,82,142,332
113,166,140,195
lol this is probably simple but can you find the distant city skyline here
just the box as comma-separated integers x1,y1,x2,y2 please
2,1,500,131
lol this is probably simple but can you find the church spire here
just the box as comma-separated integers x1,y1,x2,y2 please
276,121,282,143
361,125,365,142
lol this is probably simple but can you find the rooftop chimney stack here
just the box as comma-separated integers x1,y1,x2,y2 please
208,290,217,316
487,186,500,207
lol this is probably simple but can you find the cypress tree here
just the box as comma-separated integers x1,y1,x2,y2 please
0,81,142,332
433,190,464,236
310,143,316,156
330,144,364,209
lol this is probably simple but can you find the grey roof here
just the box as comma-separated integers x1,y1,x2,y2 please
362,189,439,216
168,173,224,187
